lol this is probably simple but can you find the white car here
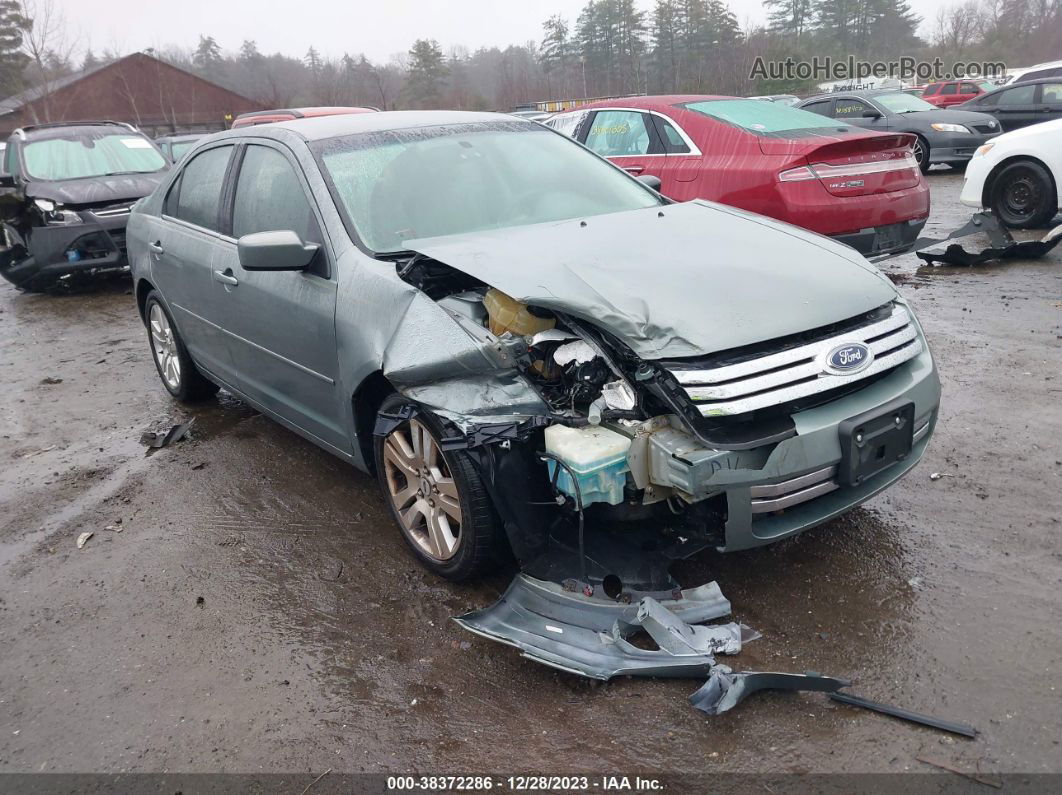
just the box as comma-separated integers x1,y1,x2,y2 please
960,117,1062,228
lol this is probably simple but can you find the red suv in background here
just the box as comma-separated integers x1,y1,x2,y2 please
231,106,377,128
547,95,930,256
921,80,995,107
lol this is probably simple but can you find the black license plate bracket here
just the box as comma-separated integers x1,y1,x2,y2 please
838,398,915,486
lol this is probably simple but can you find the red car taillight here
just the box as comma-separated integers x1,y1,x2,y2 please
778,152,919,183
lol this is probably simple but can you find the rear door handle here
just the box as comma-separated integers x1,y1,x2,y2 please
624,165,645,174
149,241,163,255
213,269,239,286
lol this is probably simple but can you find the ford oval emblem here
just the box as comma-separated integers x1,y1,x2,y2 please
825,342,873,375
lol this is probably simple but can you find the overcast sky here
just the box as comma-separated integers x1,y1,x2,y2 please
66,0,945,64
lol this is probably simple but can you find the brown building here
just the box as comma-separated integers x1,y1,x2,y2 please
0,52,259,136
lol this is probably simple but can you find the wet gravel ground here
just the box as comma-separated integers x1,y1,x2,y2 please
1,172,1060,777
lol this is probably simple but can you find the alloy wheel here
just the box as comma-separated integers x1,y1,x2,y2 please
382,418,463,561
149,303,181,390
913,139,926,167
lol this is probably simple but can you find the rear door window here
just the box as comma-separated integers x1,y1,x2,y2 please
171,145,232,231
584,110,655,156
1041,83,1062,105
997,84,1036,105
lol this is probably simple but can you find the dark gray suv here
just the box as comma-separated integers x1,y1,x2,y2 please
127,111,939,587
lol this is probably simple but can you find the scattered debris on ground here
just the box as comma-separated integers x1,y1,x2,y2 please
139,418,195,451
917,214,1062,267
830,691,978,737
76,531,93,549
916,755,1002,788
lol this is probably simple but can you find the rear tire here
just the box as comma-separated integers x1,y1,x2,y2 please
374,394,501,581
144,291,219,403
989,160,1056,228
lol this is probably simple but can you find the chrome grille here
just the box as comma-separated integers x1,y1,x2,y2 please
750,466,838,514
92,202,133,219
669,303,922,418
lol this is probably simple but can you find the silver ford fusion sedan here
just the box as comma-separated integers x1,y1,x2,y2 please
127,111,940,586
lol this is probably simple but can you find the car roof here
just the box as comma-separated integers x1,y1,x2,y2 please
213,110,530,143
570,95,736,112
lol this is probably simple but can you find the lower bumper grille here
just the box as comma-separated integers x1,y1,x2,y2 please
750,466,838,514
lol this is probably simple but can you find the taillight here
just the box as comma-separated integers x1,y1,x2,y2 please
778,165,817,182
778,152,919,182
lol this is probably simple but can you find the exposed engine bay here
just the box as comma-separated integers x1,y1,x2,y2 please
392,253,762,598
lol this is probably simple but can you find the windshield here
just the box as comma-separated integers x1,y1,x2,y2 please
315,121,663,254
683,99,855,137
874,93,935,113
23,131,167,181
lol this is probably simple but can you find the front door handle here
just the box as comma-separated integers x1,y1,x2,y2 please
149,240,164,255
624,165,645,174
213,268,239,286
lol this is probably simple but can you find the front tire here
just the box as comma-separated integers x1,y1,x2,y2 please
989,160,1057,228
374,394,501,581
144,291,219,402
913,136,930,174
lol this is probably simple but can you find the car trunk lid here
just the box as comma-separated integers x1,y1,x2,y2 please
777,134,921,197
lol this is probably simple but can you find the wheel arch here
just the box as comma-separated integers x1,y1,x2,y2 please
135,277,155,323
981,154,1059,210
352,370,396,475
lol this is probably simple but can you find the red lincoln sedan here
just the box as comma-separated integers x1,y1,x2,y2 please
547,95,930,255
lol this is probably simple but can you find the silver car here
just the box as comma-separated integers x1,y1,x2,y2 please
127,111,940,585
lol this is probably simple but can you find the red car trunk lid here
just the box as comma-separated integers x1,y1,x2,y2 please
774,133,921,197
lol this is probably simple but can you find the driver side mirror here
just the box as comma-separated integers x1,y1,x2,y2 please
237,230,319,272
636,174,662,191
862,109,883,119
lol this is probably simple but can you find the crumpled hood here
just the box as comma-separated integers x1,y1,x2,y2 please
406,201,897,360
26,172,167,207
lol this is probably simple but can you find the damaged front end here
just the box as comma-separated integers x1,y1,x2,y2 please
380,241,939,598
0,196,142,291
368,204,939,700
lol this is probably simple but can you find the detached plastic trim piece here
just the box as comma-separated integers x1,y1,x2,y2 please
829,691,978,738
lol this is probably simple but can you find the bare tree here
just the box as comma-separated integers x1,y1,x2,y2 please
17,0,78,122
933,1,984,55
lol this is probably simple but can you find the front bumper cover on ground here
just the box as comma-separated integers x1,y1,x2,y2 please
456,573,854,715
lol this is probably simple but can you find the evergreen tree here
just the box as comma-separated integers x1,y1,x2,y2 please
193,34,222,74
0,0,29,97
403,39,448,108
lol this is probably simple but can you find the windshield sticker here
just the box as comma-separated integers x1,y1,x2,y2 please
120,137,153,149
